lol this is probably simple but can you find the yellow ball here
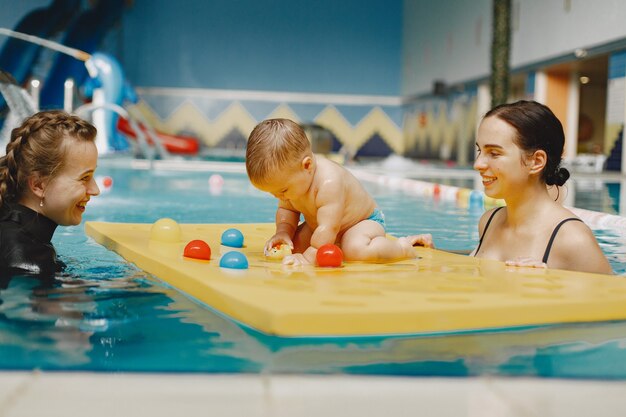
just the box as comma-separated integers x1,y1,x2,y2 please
456,188,471,208
150,218,181,243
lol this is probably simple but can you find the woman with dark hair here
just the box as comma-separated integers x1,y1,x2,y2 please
471,100,612,274
0,110,100,276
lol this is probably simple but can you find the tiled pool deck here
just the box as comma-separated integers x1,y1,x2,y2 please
1,372,626,417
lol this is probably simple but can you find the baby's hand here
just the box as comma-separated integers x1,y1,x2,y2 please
282,253,310,266
505,257,547,269
265,244,293,260
264,234,294,256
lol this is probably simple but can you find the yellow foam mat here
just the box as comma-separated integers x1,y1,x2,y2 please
85,221,626,337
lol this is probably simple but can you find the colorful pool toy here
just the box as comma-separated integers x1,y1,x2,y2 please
86,220,626,337
95,175,114,192
184,239,211,261
221,228,244,248
219,251,249,269
316,243,343,267
265,244,292,260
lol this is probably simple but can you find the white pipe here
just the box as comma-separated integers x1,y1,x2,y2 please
0,27,90,61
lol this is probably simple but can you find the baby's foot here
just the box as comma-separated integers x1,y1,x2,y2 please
397,237,417,258
410,234,433,248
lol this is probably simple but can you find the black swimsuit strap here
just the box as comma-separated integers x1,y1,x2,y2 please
542,218,583,263
474,206,504,256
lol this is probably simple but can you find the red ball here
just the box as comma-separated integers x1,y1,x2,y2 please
433,184,441,198
316,243,343,267
102,176,113,188
184,239,211,260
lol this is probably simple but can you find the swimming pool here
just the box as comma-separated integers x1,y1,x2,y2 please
3,158,626,378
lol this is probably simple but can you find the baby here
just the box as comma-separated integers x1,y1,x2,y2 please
245,118,432,266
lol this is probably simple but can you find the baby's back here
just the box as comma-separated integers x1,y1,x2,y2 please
315,157,377,230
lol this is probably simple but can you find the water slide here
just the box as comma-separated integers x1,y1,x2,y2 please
78,52,199,156
117,117,200,155
0,0,80,117
0,0,80,86
0,70,38,151
39,0,126,109
1,1,199,156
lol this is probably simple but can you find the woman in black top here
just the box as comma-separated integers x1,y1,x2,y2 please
0,110,100,276
472,100,612,274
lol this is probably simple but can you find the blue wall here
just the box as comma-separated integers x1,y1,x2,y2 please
121,0,402,95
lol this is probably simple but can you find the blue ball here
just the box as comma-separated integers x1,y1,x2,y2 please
219,251,249,269
469,190,484,208
221,228,244,247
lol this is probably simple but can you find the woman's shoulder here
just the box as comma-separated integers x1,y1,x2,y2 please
482,206,505,218
0,215,36,246
550,206,590,231
0,204,19,227
0,204,33,230
0,221,60,275
550,212,595,244
548,207,604,249
478,206,505,230
547,213,612,274
0,204,55,248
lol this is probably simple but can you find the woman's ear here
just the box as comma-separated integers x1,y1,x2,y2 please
27,173,46,199
528,150,547,176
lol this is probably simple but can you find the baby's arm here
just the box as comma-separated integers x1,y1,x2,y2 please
302,182,345,263
265,205,300,255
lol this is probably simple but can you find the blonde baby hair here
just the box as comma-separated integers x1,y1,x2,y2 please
245,118,311,184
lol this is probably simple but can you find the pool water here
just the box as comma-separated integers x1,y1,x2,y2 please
3,162,626,377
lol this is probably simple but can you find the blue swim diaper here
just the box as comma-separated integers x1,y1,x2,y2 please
367,208,386,231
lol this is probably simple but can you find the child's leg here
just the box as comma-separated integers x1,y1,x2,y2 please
340,220,427,262
292,222,314,253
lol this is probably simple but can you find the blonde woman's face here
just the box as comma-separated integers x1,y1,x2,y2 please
41,141,100,226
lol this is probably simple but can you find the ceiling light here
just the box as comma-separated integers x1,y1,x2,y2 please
574,48,588,58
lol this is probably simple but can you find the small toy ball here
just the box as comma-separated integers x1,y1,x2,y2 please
221,228,244,248
432,184,441,198
95,175,114,192
150,218,181,243
316,243,343,267
219,251,249,269
469,190,484,209
208,174,224,187
265,244,292,260
183,239,211,260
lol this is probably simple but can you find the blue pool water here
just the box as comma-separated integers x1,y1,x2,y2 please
3,161,626,378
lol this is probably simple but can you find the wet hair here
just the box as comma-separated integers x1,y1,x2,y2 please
485,100,570,186
0,110,97,208
245,118,311,184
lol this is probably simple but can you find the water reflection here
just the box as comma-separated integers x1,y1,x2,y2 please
0,273,94,368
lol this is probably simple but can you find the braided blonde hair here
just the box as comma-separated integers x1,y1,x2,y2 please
0,110,97,208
